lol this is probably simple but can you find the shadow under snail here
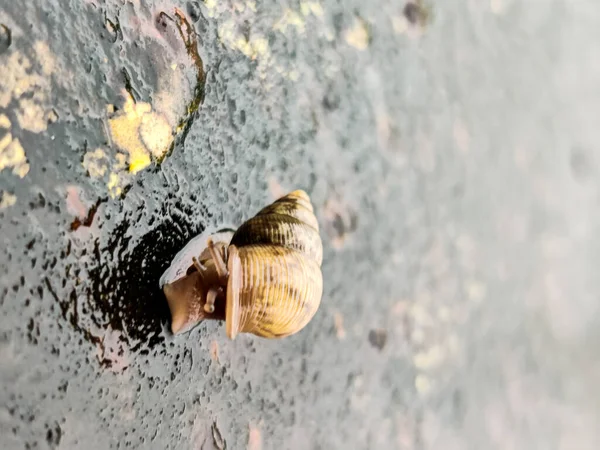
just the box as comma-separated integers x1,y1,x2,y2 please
160,190,323,339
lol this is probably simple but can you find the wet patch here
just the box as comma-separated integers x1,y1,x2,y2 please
82,212,201,349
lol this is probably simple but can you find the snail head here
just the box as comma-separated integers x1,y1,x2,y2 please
163,240,229,334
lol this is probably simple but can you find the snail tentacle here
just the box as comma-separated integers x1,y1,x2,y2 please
207,238,229,283
192,256,206,273
204,288,218,314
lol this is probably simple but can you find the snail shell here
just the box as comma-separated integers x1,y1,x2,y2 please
161,190,323,339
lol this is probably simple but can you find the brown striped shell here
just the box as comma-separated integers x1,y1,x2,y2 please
161,190,323,340
225,190,323,338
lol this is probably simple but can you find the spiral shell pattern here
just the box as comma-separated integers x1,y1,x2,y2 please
226,190,323,339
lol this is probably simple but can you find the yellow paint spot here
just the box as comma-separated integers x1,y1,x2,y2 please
79,8,206,200
274,9,306,34
115,152,128,170
413,345,445,370
345,18,370,50
0,191,17,209
82,148,109,178
218,18,274,83
0,115,10,129
0,43,58,133
415,374,432,395
0,116,30,178
33,41,56,76
16,97,48,133
252,38,269,58
300,2,324,17
0,52,31,108
233,1,246,12
107,172,123,198
139,113,172,159
392,16,409,34
490,0,505,14
288,70,299,81
107,92,173,174
465,279,487,303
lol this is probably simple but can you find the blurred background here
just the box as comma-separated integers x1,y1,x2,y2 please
1,0,599,449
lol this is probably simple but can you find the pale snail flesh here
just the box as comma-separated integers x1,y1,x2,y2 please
160,190,323,339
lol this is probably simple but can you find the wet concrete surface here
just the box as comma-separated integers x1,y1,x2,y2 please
1,0,600,449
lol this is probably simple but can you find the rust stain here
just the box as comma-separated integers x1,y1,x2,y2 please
95,326,130,373
333,310,346,340
267,176,286,200
247,424,262,450
209,340,219,363
453,118,470,154
66,185,103,231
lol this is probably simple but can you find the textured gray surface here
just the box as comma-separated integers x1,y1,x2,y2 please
1,0,599,449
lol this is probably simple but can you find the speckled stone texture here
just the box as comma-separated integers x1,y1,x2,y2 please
1,1,599,449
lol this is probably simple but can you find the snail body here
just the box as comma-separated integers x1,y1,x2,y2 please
161,190,323,339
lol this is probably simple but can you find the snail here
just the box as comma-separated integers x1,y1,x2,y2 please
160,190,323,339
